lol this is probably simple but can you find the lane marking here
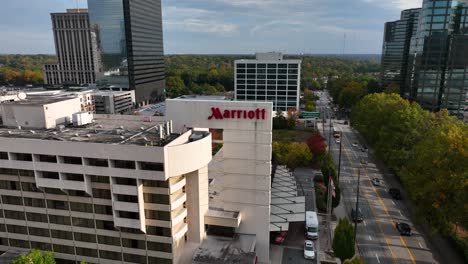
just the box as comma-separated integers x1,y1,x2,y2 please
398,210,403,217
363,220,367,226
342,131,417,264
419,242,423,249
343,149,398,263
369,235,373,241
376,253,381,263
391,200,396,205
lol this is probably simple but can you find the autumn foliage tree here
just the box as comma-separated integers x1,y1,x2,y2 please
307,132,327,156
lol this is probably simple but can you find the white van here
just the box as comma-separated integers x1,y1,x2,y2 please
305,211,319,239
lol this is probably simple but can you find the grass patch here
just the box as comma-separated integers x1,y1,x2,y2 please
273,129,315,142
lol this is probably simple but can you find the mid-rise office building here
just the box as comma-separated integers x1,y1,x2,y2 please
0,98,273,264
94,90,135,115
234,52,301,112
43,9,98,86
381,8,421,90
88,0,166,106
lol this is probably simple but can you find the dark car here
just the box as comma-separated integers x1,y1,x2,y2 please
396,222,412,236
344,120,349,125
351,208,363,222
361,146,368,152
389,188,402,200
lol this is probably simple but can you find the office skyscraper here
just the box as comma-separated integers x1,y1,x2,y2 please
404,0,468,118
43,9,98,86
88,0,165,106
234,52,302,112
380,8,421,90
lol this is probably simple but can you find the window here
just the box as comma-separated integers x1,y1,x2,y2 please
76,247,98,258
7,225,28,234
0,152,8,160
146,226,171,237
63,173,84,181
11,153,32,161
143,193,169,204
61,156,82,165
74,232,96,243
53,244,75,254
122,238,146,249
47,200,68,210
116,194,138,203
42,171,59,179
49,215,71,225
24,197,45,208
112,160,135,169
38,155,57,163
92,188,111,199
90,175,109,183
99,250,122,261
4,210,25,220
51,229,73,240
147,241,172,252
31,241,51,251
72,217,95,228
70,202,93,213
142,180,168,188
21,182,39,192
115,177,136,186
139,162,164,171
0,181,20,190
29,227,50,237
96,220,115,231
148,257,172,264
2,195,23,205
124,253,147,264
9,238,29,248
118,211,139,219
94,204,113,215
86,158,108,167
27,212,48,223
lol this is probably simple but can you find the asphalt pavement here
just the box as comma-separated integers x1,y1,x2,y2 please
316,91,439,264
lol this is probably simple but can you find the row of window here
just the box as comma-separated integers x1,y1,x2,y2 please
237,69,299,74
0,152,164,172
237,63,299,69
237,79,298,85
1,237,172,264
236,74,298,80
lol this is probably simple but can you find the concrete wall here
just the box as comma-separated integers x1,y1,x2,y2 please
166,99,273,263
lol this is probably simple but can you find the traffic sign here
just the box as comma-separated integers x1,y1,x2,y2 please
301,111,320,118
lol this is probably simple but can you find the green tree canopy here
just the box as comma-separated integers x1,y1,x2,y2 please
384,82,400,94
12,249,55,264
333,218,355,261
272,142,313,169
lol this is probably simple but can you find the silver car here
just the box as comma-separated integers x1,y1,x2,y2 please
304,240,315,260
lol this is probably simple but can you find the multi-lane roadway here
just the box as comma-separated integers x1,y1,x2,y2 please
316,91,439,264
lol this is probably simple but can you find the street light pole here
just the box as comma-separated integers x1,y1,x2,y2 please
354,166,361,244
337,131,343,182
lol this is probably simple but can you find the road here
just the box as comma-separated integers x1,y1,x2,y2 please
316,91,438,264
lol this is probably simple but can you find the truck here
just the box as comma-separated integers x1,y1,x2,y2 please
305,211,319,239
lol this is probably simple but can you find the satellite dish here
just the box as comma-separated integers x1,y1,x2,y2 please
17,92,27,100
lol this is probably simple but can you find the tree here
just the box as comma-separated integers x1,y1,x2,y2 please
366,79,381,94
12,249,56,264
306,133,327,156
333,218,355,261
338,81,366,109
272,142,312,169
384,82,400,94
343,256,364,264
165,76,186,98
286,108,298,129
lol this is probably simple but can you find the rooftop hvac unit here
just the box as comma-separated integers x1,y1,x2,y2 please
72,112,94,126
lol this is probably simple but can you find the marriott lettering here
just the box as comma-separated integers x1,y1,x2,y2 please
208,107,266,120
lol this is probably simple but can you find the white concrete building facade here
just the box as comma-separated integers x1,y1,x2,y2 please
235,52,302,112
0,99,273,263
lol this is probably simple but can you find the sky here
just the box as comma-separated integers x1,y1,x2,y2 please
0,0,423,55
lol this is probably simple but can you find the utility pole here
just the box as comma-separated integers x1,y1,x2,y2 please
327,175,333,251
337,131,343,182
328,115,332,154
354,166,361,244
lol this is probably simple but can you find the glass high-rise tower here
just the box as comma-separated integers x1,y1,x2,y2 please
405,0,468,118
380,8,421,90
88,0,165,106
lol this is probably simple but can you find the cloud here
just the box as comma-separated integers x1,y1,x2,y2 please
250,20,303,34
163,6,239,35
362,0,422,10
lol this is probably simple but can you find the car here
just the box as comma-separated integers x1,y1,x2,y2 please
351,208,363,222
389,188,402,200
304,240,316,260
371,178,381,186
352,142,358,147
344,120,349,125
360,158,368,165
396,222,412,236
336,139,341,144
361,146,368,152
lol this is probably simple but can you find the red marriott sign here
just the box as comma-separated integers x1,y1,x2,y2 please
208,107,266,120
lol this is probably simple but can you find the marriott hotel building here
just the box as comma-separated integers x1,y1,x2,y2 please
0,98,273,264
